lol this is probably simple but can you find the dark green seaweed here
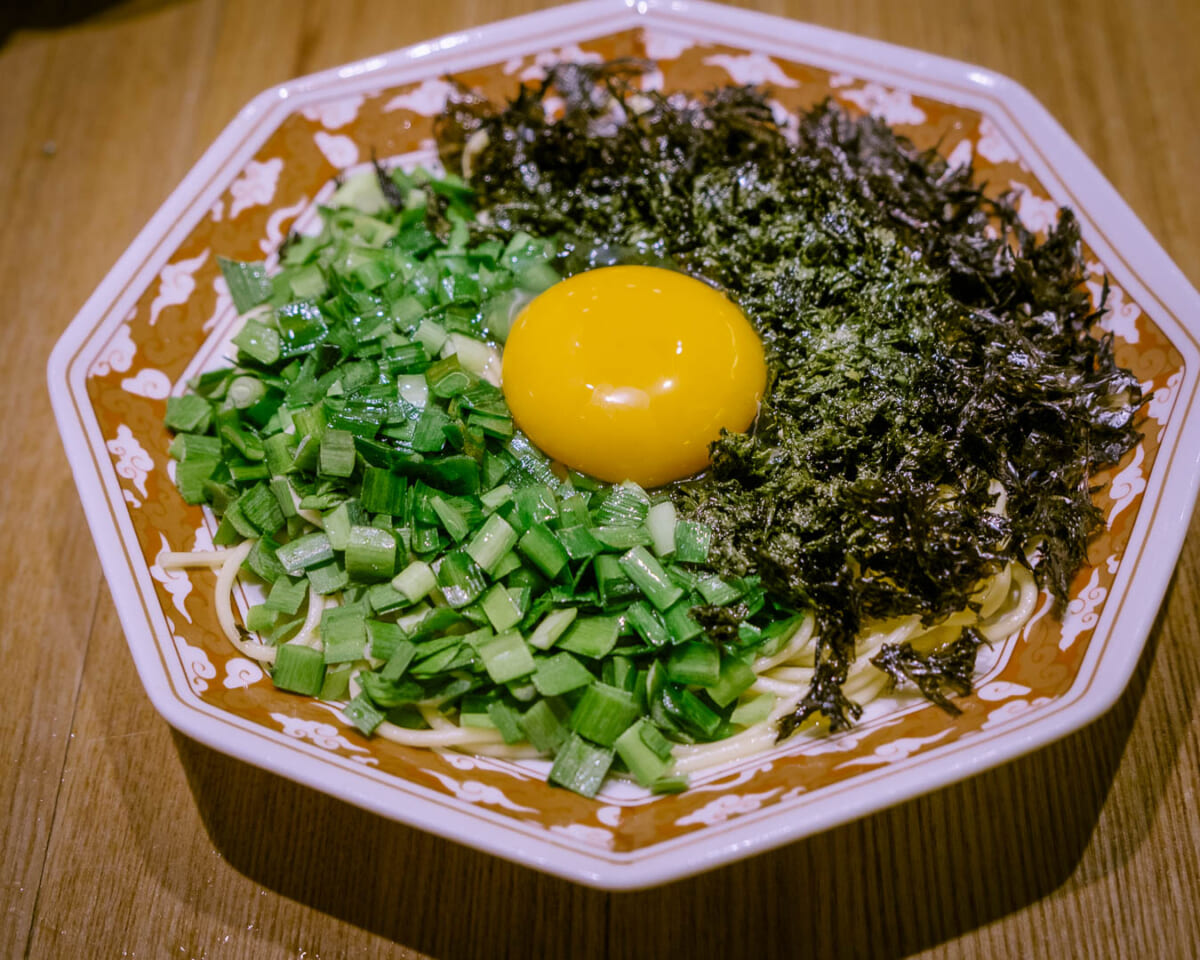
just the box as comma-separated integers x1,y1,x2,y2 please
435,62,1142,734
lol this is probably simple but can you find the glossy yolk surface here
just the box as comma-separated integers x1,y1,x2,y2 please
501,265,767,488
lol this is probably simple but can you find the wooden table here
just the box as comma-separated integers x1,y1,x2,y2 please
4,0,1199,956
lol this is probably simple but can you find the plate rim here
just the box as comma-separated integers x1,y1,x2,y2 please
47,0,1200,889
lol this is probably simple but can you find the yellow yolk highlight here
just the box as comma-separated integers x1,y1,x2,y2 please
501,265,767,487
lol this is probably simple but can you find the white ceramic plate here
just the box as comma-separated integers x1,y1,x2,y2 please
48,0,1200,888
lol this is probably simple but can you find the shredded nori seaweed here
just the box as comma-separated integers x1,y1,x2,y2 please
435,62,1143,734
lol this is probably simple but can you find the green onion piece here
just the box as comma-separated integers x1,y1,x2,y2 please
174,458,218,503
708,656,758,707
225,375,267,410
479,483,514,513
591,525,653,551
244,538,286,583
528,608,578,650
307,560,349,595
732,693,776,726
426,355,473,398
696,573,743,606
431,495,472,542
519,698,569,754
232,317,281,365
345,526,397,581
593,480,650,526
650,774,690,795
548,734,613,798
218,257,274,313
321,606,366,663
411,404,449,453
666,642,721,687
268,476,297,518
381,640,418,681
673,687,722,738
244,604,276,633
319,663,353,701
391,560,437,604
568,682,641,747
273,644,326,696
673,520,712,564
557,493,590,528
533,652,594,696
605,655,638,693
517,523,569,579
164,395,212,433
625,601,670,648
360,466,407,516
490,551,523,579
365,619,404,660
486,700,525,744
646,500,677,557
515,485,558,527
479,583,523,632
594,555,639,607
366,580,408,614
557,616,620,659
435,550,488,608
275,532,334,574
664,601,704,645
614,719,672,788
465,512,518,573
618,546,684,611
472,630,536,684
322,500,361,551
318,428,357,478
265,576,308,616
343,692,385,736
638,719,675,761
556,524,603,561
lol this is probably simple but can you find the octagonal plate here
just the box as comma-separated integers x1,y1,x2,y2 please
48,0,1200,888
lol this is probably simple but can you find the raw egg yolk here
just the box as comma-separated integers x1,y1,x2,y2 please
501,265,767,488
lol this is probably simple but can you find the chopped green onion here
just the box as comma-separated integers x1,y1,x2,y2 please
435,550,488,608
666,642,720,687
479,583,523,632
518,523,569,579
464,512,518,573
472,630,536,684
345,526,397,582
707,656,758,707
318,428,357,478
625,601,670,648
664,601,704,645
218,256,273,314
343,692,385,736
557,616,620,659
568,681,640,747
275,532,334,574
673,520,712,564
321,606,366,663
646,500,677,557
618,546,684,611
732,693,776,726
273,644,325,696
533,652,594,696
615,719,672,788
391,560,437,604
265,576,308,616
528,608,578,650
548,734,613,798
520,698,569,754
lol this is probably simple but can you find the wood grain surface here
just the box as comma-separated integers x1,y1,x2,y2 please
3,0,1198,957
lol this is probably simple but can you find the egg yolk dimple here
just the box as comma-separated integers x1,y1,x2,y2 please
501,265,767,488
